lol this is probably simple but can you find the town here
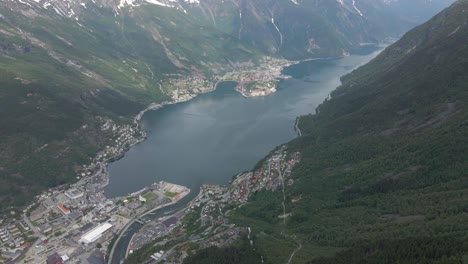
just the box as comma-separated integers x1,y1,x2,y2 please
159,56,294,100
0,57,299,264
0,114,300,264
221,57,293,97
0,113,189,264
0,174,188,264
123,145,301,263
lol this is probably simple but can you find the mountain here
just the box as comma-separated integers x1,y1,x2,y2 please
185,0,468,263
223,0,456,59
0,0,454,211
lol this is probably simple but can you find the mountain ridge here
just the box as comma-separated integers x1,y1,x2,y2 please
181,1,468,263
0,0,455,212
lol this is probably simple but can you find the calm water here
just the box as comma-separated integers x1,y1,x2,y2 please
105,50,382,198
106,49,383,263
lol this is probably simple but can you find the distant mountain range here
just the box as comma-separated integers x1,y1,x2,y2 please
184,0,468,263
0,0,454,211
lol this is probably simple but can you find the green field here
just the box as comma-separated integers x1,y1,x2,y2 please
142,192,156,202
165,191,178,198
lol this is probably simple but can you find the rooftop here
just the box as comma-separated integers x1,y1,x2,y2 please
79,222,112,244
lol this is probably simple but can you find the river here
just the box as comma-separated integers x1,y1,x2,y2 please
105,46,383,263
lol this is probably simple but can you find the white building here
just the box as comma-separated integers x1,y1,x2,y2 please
65,189,84,200
79,223,112,244
138,195,147,203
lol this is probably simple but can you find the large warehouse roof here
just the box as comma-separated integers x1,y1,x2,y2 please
79,222,112,244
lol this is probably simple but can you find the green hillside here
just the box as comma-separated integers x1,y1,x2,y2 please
187,1,468,263
0,0,456,213
0,0,256,212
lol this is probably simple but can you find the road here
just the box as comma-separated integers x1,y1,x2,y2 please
277,160,288,225
287,240,302,264
295,118,302,137
108,190,190,264
20,212,43,263
22,213,39,237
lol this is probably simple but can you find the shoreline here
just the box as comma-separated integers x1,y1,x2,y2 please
132,56,341,119
107,57,294,178
125,233,136,258
124,186,204,260
229,56,342,98
108,187,190,264
103,56,322,263
9,48,386,264
15,55,339,263
104,55,343,197
107,48,390,264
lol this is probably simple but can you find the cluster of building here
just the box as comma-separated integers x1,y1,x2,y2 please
125,183,190,256
0,117,149,263
234,74,277,97
184,146,300,231
186,185,229,227
194,227,244,250
149,250,165,262
1,56,301,263
229,172,253,203
27,172,112,236
97,146,301,264
16,172,127,263
162,56,292,102
224,146,301,206
252,146,300,192
0,221,30,261
99,119,143,163
221,56,292,98
171,148,299,261
165,76,215,101
22,181,188,263
127,210,184,256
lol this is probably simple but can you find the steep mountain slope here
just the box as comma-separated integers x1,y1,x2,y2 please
188,1,468,263
194,0,456,60
0,0,454,211
0,0,254,211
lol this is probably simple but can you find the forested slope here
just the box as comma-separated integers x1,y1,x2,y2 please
187,1,468,263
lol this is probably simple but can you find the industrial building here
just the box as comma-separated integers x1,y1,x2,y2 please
65,189,84,200
79,223,112,244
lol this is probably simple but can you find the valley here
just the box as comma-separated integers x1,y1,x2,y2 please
0,0,453,213
1,49,384,263
105,52,383,263
0,0,463,263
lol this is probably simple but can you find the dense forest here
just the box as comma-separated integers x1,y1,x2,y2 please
186,1,468,263
183,239,264,264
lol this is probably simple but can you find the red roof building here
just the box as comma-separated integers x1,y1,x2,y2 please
57,203,70,215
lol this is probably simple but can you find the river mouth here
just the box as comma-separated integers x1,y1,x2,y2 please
104,50,383,199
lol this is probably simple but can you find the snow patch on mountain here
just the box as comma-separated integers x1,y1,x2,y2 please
9,0,86,19
118,0,139,8
352,0,363,16
10,0,201,15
